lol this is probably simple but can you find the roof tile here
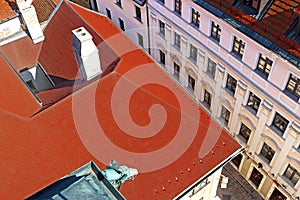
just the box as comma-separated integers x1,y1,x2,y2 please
0,1,242,199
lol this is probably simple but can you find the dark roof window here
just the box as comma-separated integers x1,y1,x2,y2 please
286,17,300,44
19,63,54,94
233,0,273,20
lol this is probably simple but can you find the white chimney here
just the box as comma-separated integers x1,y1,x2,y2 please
17,0,44,44
72,27,102,81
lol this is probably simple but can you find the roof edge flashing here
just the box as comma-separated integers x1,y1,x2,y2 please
173,147,244,200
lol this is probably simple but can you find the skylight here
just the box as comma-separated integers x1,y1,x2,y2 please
19,63,54,94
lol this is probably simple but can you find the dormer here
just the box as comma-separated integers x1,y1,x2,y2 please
233,0,273,19
19,63,54,94
286,9,300,44
293,19,300,43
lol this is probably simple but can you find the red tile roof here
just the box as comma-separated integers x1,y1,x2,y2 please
0,0,57,23
203,0,300,66
0,53,41,117
0,1,242,199
0,36,42,71
0,0,17,23
32,0,57,22
39,1,118,82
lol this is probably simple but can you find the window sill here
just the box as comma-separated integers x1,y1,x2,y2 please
134,17,143,23
257,154,272,167
224,87,236,97
279,175,297,188
187,57,197,65
115,3,123,8
173,75,180,81
237,134,249,145
159,62,165,67
218,118,229,129
245,106,258,117
172,10,182,18
254,69,269,80
204,71,216,81
186,86,195,95
209,36,220,44
156,0,165,6
268,125,284,138
157,32,166,40
202,102,211,111
189,23,200,30
283,90,300,103
172,44,181,52
230,52,243,61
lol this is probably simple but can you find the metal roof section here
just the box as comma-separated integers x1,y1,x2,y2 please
193,0,300,69
26,161,126,200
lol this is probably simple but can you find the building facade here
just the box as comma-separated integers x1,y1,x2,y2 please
96,0,149,53
95,0,300,199
146,0,300,200
0,1,242,199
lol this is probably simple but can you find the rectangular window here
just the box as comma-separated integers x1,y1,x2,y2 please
159,50,165,66
269,188,287,200
283,164,300,186
232,36,245,59
174,32,181,49
271,112,289,135
243,0,260,10
138,33,143,48
207,58,216,79
174,62,180,80
256,53,272,79
232,154,243,168
158,0,165,4
247,92,261,114
189,44,197,62
174,0,182,16
135,6,142,22
225,74,237,95
159,20,165,37
220,106,230,126
20,63,53,94
204,89,212,109
250,167,263,188
191,8,200,28
116,0,122,7
285,74,300,102
106,8,111,19
260,143,275,164
239,123,251,143
119,18,125,31
188,75,195,91
211,21,221,42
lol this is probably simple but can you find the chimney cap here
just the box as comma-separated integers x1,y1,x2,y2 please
72,27,92,42
16,0,33,10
